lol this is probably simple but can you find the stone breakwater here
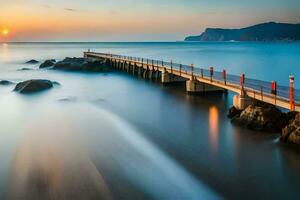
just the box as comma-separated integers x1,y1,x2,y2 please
39,57,112,72
228,100,300,145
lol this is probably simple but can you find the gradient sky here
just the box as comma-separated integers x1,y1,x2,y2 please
0,0,300,41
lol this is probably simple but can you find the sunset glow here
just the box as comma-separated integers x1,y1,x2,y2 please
0,0,299,41
2,29,9,36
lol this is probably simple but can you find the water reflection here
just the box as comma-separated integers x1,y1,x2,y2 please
0,43,9,62
7,104,113,200
209,106,219,152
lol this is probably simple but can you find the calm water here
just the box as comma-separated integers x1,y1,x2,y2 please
0,42,300,200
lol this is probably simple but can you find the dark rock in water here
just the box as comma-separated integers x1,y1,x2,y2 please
231,101,288,132
18,68,33,71
281,112,300,145
39,59,56,69
14,79,54,94
52,81,61,86
53,57,112,72
0,80,14,86
58,96,77,102
228,106,241,119
26,59,39,64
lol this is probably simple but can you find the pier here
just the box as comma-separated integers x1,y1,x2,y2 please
84,52,300,112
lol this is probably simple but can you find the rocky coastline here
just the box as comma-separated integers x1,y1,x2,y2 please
39,57,112,72
228,100,300,145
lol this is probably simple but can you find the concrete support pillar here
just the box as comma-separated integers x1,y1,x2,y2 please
127,62,130,73
148,70,153,80
138,66,143,77
155,70,160,82
233,91,253,110
143,67,148,79
161,70,186,84
132,64,136,76
186,80,225,94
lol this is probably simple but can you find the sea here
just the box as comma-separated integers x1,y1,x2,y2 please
0,42,300,200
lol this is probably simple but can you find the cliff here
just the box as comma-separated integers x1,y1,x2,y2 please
184,22,300,42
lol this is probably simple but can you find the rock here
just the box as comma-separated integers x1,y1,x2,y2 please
58,96,77,102
52,57,112,72
17,68,33,71
26,59,39,64
14,79,54,94
281,113,300,145
52,81,61,86
231,101,288,132
227,106,241,119
0,80,14,86
39,59,56,69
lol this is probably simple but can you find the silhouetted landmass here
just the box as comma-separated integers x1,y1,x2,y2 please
184,22,300,42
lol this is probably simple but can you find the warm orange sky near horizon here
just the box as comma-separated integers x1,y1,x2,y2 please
0,0,300,42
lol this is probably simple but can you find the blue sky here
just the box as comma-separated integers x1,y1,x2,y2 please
0,0,299,41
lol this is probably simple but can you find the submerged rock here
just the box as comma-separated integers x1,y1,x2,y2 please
230,101,288,132
17,68,33,71
0,80,14,86
14,79,54,94
39,59,56,69
26,59,39,64
52,57,112,72
281,113,300,145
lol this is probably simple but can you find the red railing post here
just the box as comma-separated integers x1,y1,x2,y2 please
210,67,214,82
191,64,194,78
271,81,277,105
290,75,295,111
222,69,227,85
240,73,245,90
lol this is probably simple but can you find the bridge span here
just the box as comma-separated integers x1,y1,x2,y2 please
84,52,300,112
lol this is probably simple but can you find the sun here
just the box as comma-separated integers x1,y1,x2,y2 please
2,29,9,36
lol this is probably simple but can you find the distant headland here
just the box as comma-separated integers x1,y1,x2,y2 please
184,22,300,42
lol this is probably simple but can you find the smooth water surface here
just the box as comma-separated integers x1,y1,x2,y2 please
0,42,300,200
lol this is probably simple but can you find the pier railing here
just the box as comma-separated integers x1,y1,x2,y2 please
86,52,300,110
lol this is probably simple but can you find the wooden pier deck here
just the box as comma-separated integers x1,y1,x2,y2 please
84,52,300,112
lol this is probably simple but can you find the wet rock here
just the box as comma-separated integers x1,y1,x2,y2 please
58,97,77,102
227,106,241,119
231,101,288,132
0,80,14,86
39,59,56,69
18,68,33,71
52,57,112,72
281,113,300,145
26,59,39,64
14,79,54,94
52,81,61,86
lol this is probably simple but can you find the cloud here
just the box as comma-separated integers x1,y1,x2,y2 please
64,7,77,12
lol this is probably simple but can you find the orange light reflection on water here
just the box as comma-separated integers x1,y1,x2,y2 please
0,43,9,61
209,106,219,152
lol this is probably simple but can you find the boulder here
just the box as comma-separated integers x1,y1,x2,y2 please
227,106,241,119
231,101,288,132
52,57,112,72
13,79,54,94
281,113,300,145
39,59,56,69
0,80,14,86
26,59,39,64
18,68,33,71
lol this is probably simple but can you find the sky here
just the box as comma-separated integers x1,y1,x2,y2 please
0,0,300,42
